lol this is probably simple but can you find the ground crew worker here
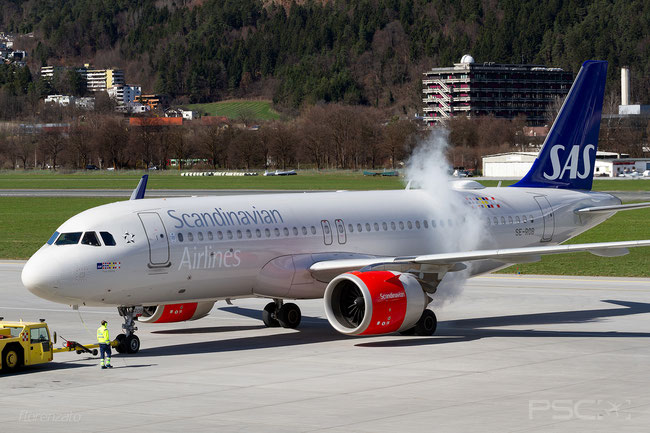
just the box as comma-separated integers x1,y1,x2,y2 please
97,320,113,369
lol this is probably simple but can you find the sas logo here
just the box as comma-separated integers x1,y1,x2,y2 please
97,262,121,271
543,144,595,180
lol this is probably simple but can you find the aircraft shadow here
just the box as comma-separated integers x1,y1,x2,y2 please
357,300,650,347
137,300,650,356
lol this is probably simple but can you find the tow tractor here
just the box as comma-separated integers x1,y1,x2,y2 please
0,318,117,372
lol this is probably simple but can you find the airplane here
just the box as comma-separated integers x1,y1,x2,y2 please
21,60,650,354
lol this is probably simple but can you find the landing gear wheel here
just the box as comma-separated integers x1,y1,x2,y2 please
2,347,22,371
125,335,140,354
115,334,127,354
413,309,437,336
262,302,280,327
277,303,301,329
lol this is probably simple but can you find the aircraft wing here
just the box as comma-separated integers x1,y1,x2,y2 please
575,202,650,213
309,239,650,280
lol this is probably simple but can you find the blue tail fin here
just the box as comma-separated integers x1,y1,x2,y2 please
512,60,608,190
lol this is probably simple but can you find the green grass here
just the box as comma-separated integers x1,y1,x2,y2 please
0,171,404,190
0,197,119,259
499,207,650,277
1,171,649,191
184,100,280,121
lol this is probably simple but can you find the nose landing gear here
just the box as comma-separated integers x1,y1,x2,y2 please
115,306,141,354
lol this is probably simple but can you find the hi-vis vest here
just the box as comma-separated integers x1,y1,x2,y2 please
97,325,109,344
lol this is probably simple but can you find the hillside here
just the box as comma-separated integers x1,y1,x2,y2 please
3,0,650,114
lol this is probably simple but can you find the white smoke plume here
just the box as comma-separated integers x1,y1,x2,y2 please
405,128,487,305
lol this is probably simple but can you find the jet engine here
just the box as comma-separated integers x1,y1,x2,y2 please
137,301,215,323
323,271,429,335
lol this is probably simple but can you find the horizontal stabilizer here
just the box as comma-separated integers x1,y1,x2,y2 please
575,202,650,214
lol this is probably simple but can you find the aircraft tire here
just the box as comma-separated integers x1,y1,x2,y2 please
413,309,437,336
277,303,301,329
126,335,140,354
262,302,280,327
115,334,127,354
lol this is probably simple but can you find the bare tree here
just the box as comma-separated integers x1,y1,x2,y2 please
40,130,67,170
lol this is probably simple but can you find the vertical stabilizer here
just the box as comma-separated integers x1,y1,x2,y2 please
512,60,608,190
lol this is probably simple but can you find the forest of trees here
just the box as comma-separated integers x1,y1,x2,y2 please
2,0,650,114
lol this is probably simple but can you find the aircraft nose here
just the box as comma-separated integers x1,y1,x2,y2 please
21,250,62,298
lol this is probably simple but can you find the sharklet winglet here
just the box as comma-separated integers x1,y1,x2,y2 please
130,175,148,200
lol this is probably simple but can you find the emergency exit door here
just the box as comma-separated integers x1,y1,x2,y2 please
321,220,333,245
138,212,170,266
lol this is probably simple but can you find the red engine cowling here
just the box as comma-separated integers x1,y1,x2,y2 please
137,301,215,323
323,271,428,335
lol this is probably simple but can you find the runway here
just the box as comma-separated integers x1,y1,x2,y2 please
1,262,649,432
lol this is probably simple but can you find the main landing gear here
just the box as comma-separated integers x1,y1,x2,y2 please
400,309,438,336
115,306,142,354
262,299,301,329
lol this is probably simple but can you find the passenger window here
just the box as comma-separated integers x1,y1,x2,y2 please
81,232,101,246
487,218,491,225
227,230,233,240
100,232,116,246
188,232,194,242
365,223,371,232
275,228,280,237
322,225,329,235
423,220,428,229
415,220,421,229
217,231,223,240
431,220,436,228
348,224,354,233
237,230,242,239
301,226,307,235
256,229,261,238
47,231,60,245
245,229,252,239
198,232,204,241
357,223,362,232
283,227,289,236
508,216,513,224
493,217,498,225
178,233,184,242
501,217,505,225
208,231,213,240
523,215,528,223
373,223,379,231
55,232,82,245
529,215,534,223
399,221,404,230
407,221,412,229
382,222,388,231
311,226,316,235
391,222,396,230
265,228,270,238
515,216,520,224
439,220,445,227
293,227,299,236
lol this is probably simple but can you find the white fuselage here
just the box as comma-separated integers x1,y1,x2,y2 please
22,184,620,307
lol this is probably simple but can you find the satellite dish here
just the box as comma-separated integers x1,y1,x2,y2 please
460,54,475,64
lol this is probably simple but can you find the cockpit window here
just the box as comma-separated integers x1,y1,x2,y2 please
55,232,82,245
100,232,116,246
81,232,101,246
46,231,60,245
